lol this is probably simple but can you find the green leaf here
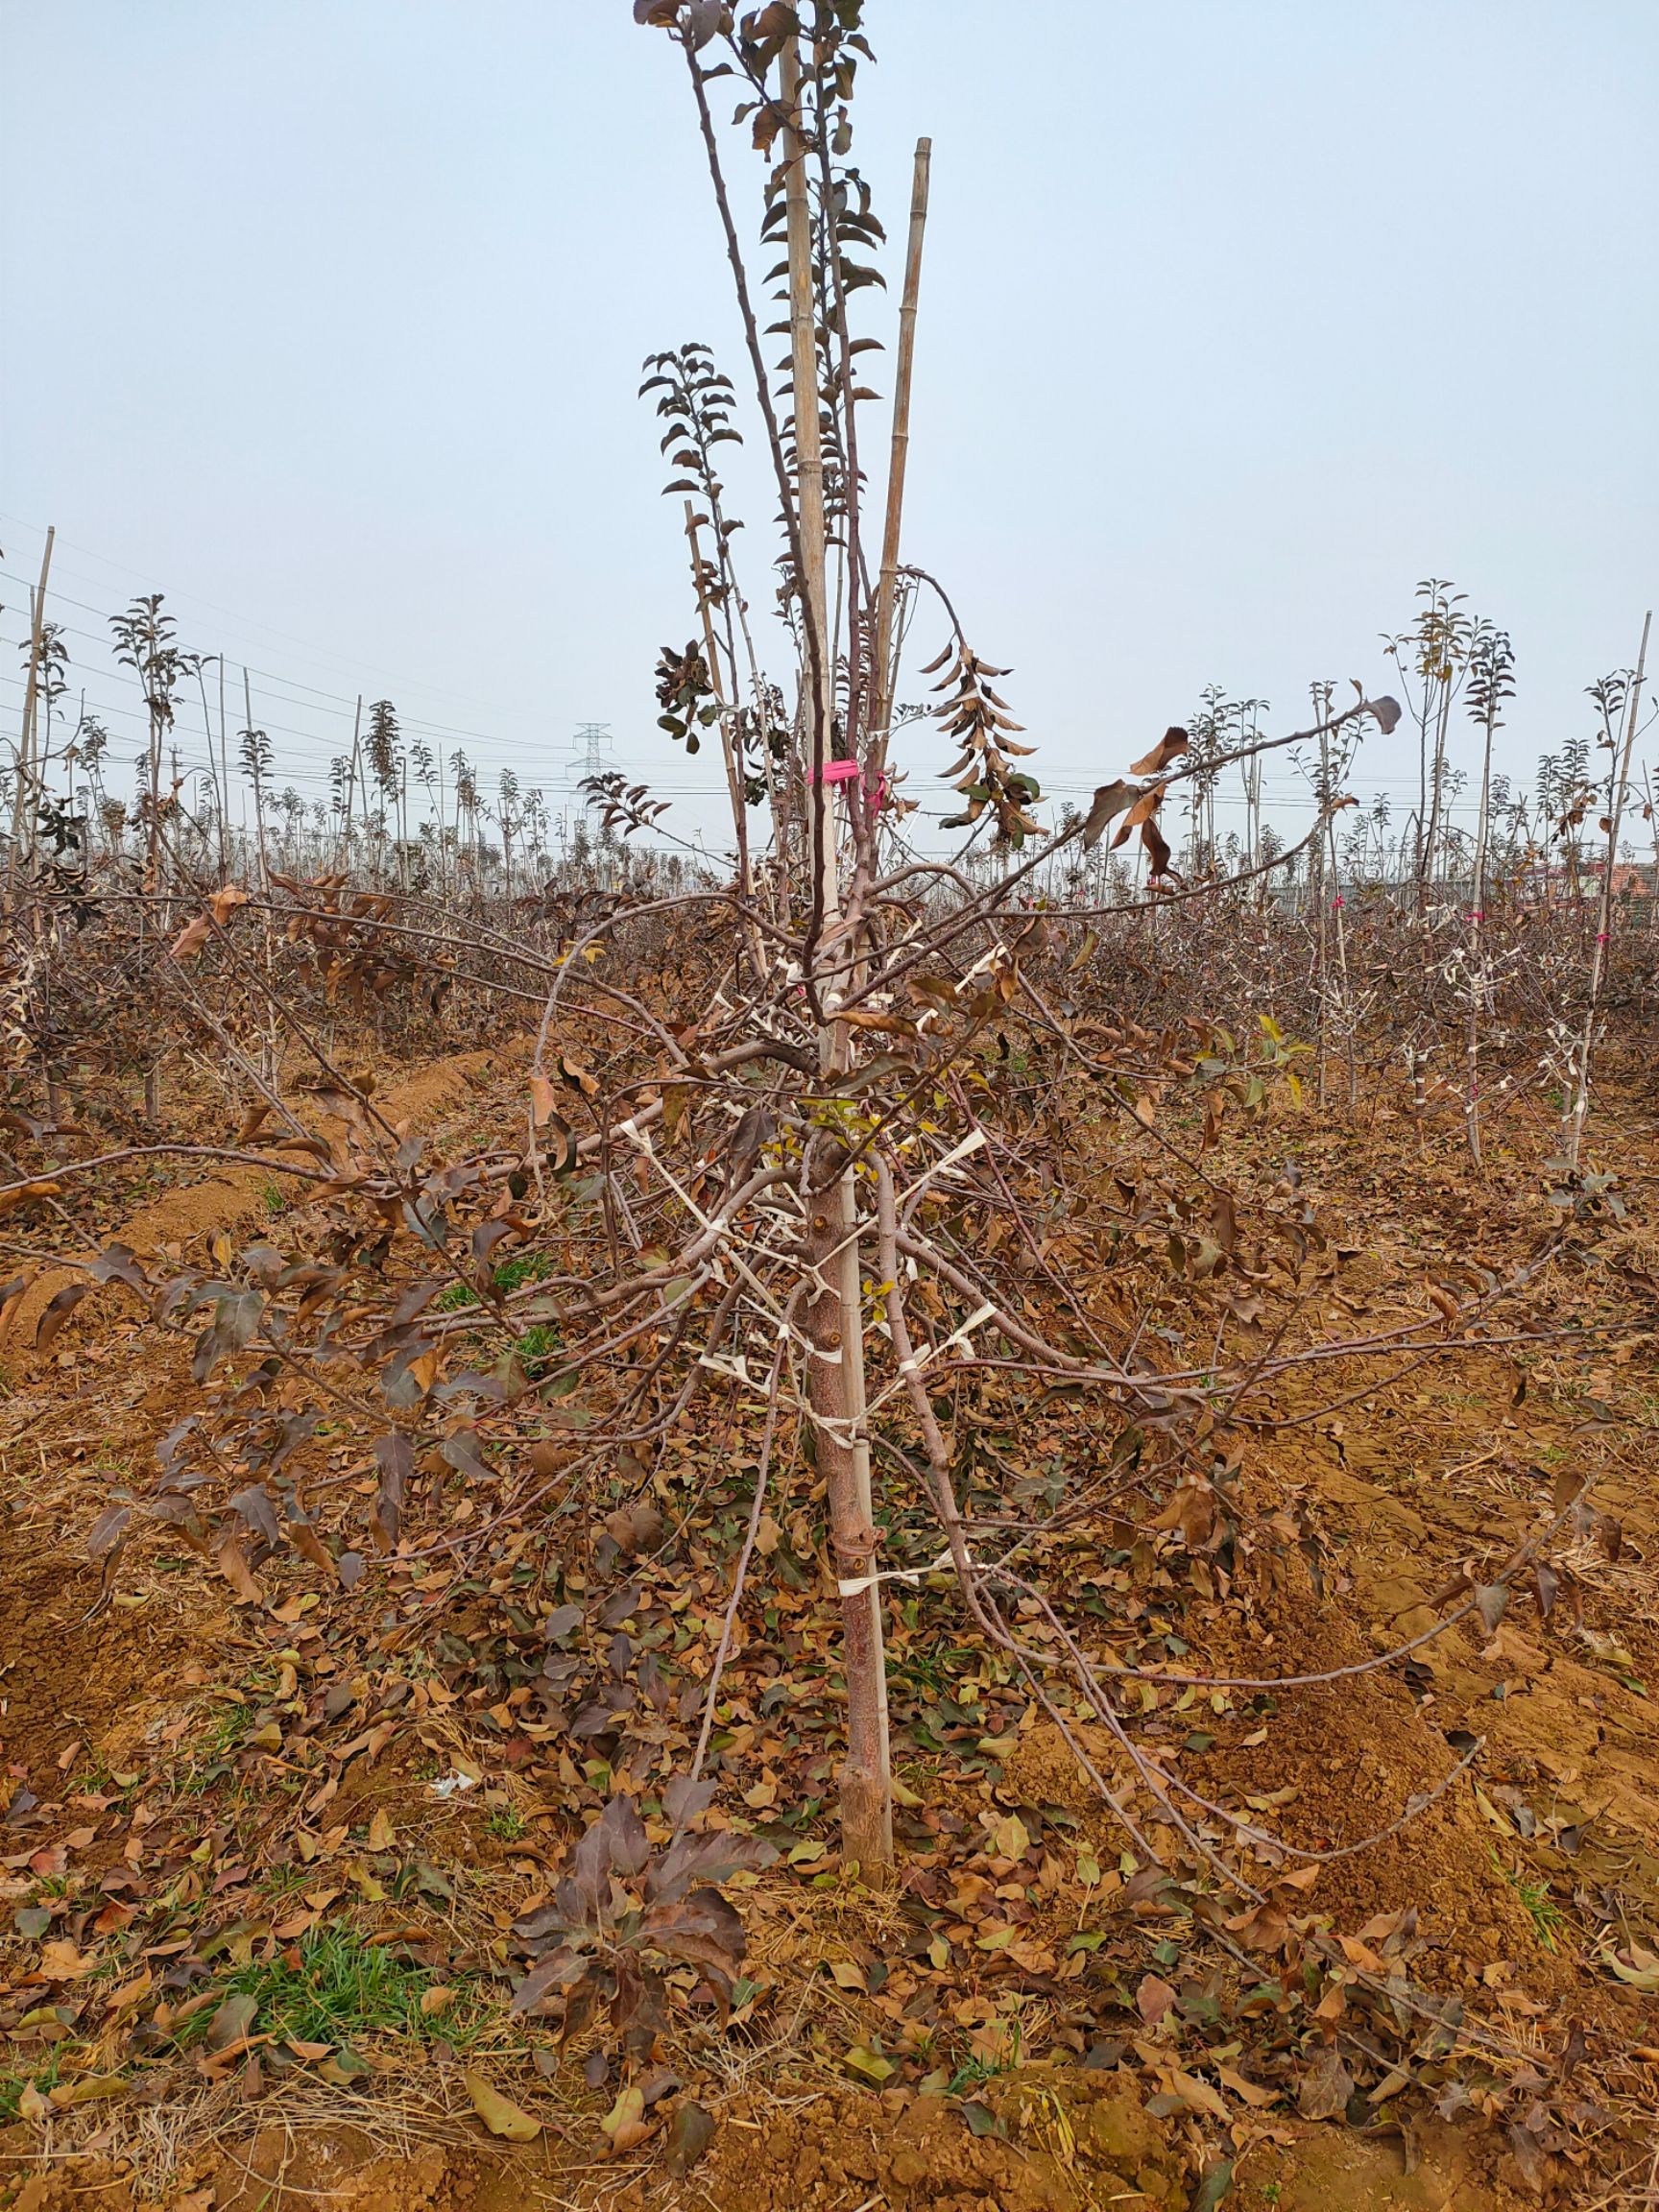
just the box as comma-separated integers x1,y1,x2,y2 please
1191,2159,1235,2212
317,2047,373,2086
204,1991,259,2053
47,2073,129,2108
666,2099,717,2176
990,1813,1030,1861
845,2043,895,2084
465,2069,541,2141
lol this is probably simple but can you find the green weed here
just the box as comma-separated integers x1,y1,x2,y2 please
892,1639,978,1695
433,1253,552,1314
0,2049,64,2120
517,1322,562,1379
256,1863,312,1903
177,1701,253,1792
493,1250,553,1293
945,2017,1022,2098
1487,1846,1568,1953
212,1925,480,2049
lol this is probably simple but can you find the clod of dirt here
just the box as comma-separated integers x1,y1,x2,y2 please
679,2075,1186,2212
1234,2117,1504,2210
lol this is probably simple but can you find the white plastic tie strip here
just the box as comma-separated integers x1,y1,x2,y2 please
865,1299,998,1416
897,1126,986,1205
838,1545,969,1597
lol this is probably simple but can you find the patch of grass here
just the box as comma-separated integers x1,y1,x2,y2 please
892,1640,980,1696
256,1863,312,1903
215,1925,481,2049
945,2017,1022,2098
517,1322,562,1379
174,1670,278,1793
178,1699,253,1792
493,1250,553,1293
259,1180,289,1216
1487,1846,1568,1953
486,1804,528,1843
0,2049,64,2120
432,1253,552,1314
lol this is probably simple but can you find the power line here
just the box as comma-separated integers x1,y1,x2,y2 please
0,509,591,722
0,562,585,756
5,520,1591,852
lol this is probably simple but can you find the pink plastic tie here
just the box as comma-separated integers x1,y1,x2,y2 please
809,757,891,818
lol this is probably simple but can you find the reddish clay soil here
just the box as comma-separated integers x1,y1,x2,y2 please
1,1049,1656,2209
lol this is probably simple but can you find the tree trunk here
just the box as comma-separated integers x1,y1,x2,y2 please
802,1164,893,1878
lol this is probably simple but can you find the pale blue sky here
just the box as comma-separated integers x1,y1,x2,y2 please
2,1,1654,852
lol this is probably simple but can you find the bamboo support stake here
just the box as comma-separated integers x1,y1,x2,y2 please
1465,689,1497,1168
244,669,269,890
1313,703,1331,1109
340,696,363,870
1328,810,1357,1112
10,526,56,867
868,138,931,782
1564,609,1651,1172
218,659,231,879
244,667,281,1088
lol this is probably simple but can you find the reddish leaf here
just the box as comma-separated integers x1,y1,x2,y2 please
1137,1972,1176,2027
35,1281,90,1350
